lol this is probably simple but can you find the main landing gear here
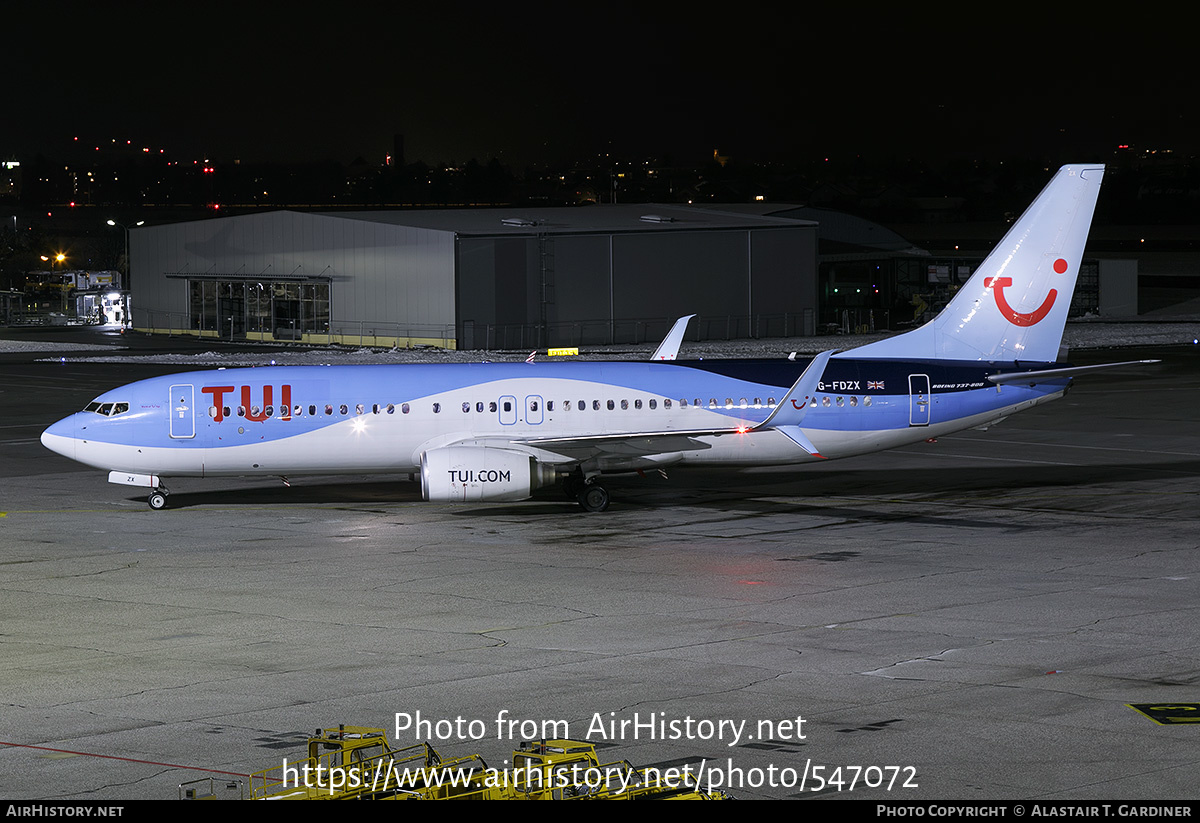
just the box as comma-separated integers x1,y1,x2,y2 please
578,483,609,513
563,472,609,512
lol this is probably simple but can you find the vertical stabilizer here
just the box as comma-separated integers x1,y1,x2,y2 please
847,164,1105,362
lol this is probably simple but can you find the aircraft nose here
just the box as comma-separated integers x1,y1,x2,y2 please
41,415,77,461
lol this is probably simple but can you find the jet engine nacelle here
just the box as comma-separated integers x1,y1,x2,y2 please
421,446,557,503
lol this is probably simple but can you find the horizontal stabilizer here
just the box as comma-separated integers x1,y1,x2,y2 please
987,359,1160,385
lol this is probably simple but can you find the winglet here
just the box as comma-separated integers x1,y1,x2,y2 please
774,425,827,458
756,349,836,430
651,314,696,361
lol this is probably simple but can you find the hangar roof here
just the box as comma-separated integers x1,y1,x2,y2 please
692,203,924,256
318,203,814,236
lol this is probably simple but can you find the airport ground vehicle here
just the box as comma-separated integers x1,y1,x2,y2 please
179,724,729,800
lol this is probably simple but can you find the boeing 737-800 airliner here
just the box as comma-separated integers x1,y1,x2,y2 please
42,164,1148,511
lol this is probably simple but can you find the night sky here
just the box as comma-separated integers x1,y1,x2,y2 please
5,6,1197,168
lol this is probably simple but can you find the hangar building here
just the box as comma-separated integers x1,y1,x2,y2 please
130,205,819,350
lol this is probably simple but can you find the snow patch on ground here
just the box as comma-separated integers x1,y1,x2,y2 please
14,321,1199,366
0,339,124,353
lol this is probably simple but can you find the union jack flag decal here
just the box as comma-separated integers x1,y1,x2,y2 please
867,380,884,390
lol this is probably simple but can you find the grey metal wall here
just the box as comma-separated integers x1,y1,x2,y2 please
132,211,816,349
455,225,817,347
131,211,456,338
1098,259,1138,317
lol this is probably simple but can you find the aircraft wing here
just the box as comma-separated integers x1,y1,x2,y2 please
515,428,724,460
504,349,839,461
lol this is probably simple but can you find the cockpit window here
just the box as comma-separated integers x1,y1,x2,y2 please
84,401,129,417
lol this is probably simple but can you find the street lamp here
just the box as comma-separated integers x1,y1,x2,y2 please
105,219,144,287
40,253,69,313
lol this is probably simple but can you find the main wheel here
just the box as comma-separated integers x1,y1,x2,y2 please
578,484,609,512
148,491,168,510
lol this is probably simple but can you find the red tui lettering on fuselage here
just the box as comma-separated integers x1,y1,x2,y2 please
201,385,292,423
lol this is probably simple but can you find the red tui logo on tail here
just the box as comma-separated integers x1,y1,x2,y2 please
984,258,1068,327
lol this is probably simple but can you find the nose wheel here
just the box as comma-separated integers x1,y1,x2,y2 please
147,488,169,510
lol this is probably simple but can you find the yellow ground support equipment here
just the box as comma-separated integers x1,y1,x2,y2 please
180,724,730,800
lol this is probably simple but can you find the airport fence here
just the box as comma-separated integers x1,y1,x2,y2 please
137,309,822,351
